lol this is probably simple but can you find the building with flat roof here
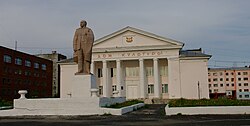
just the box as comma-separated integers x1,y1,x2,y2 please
208,67,250,99
59,27,211,99
0,46,53,101
36,51,67,97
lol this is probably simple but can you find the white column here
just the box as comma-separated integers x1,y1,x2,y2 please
116,60,121,97
91,61,95,75
153,58,161,98
102,60,108,97
139,58,146,98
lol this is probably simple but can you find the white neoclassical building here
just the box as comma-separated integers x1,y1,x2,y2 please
60,27,211,99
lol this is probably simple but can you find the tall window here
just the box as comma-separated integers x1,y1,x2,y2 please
98,68,102,78
162,84,168,93
4,55,11,63
148,84,154,94
15,57,22,65
25,60,31,67
41,64,47,70
160,66,168,76
125,67,139,77
111,68,116,78
146,67,153,76
243,72,248,75
112,85,117,92
99,86,103,95
34,62,39,69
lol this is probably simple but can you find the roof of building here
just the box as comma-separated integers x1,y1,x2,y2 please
58,58,74,63
94,26,184,47
208,67,250,71
180,48,212,58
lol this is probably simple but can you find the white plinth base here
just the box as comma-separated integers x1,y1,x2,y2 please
72,74,97,98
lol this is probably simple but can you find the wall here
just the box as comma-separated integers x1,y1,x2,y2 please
180,58,209,99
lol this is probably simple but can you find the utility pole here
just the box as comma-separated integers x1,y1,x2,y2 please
198,81,200,99
15,41,17,50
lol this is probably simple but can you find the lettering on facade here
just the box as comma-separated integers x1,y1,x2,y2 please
96,51,163,59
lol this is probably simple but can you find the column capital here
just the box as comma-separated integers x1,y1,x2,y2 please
139,58,144,62
116,59,121,62
103,60,107,63
153,58,158,61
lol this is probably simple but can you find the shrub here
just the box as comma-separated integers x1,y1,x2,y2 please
107,99,143,108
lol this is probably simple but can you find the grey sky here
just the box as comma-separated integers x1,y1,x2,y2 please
0,0,250,67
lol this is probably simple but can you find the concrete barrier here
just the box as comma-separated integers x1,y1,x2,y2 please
165,104,250,115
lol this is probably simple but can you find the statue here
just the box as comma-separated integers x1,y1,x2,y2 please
73,20,94,74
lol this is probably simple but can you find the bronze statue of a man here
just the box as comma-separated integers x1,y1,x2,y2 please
73,20,94,74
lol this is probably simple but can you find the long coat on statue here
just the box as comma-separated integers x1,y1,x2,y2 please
73,27,94,63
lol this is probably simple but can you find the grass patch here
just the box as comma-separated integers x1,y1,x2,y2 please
169,98,250,107
107,100,143,108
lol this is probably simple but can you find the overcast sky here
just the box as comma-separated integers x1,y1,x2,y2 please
0,0,250,67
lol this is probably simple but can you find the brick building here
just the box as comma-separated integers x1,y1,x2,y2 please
208,67,250,99
0,46,53,101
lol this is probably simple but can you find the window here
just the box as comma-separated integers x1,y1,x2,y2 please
244,78,248,81
220,84,223,87
239,89,242,92
238,72,241,75
213,84,218,87
126,67,139,77
214,89,218,93
15,57,22,65
239,83,242,86
239,95,242,98
244,89,249,92
231,72,234,75
25,60,31,67
226,73,229,76
148,84,154,94
244,83,248,86
34,62,39,69
219,72,223,76
213,78,218,82
160,66,168,76
41,64,47,70
208,79,211,82
213,73,218,76
245,95,249,98
111,68,116,78
238,78,241,81
4,55,12,63
99,86,103,95
243,72,248,75
209,84,211,88
226,78,229,81
226,84,229,86
231,78,234,82
209,90,212,93
112,85,117,92
162,84,168,93
98,68,103,78
231,84,234,87
208,73,211,76
146,67,154,76
220,78,223,81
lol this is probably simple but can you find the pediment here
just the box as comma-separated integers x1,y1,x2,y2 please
93,27,184,50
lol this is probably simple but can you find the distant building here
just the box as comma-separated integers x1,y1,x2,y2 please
59,26,211,100
36,51,67,97
208,67,250,100
0,46,53,101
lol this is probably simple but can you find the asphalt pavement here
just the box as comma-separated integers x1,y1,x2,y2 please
0,104,250,126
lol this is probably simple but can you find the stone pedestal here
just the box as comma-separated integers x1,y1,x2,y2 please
72,74,97,98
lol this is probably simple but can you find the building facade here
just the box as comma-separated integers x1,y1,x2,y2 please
60,27,211,99
0,46,53,101
208,67,250,100
36,51,67,97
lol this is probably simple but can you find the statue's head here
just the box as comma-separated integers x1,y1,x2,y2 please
80,20,87,28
